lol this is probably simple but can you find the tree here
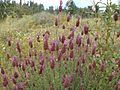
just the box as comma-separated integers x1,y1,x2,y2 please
49,6,54,13
66,0,78,14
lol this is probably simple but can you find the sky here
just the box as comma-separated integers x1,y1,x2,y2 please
15,0,119,9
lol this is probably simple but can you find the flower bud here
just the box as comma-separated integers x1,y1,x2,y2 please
92,43,97,56
39,65,44,74
40,52,44,65
67,12,71,22
50,41,56,52
58,50,62,61
50,54,55,69
76,15,80,27
16,40,22,53
117,32,120,38
2,75,8,87
37,33,40,42
61,35,66,44
108,70,116,81
76,34,82,47
87,36,92,45
88,63,92,70
100,62,105,72
62,25,65,29
55,16,58,26
84,25,89,35
70,50,74,58
14,71,19,78
1,67,5,74
29,49,32,57
113,13,118,22
16,82,25,90
12,77,17,84
28,38,33,48
7,37,11,46
12,56,18,67
59,0,62,12
30,60,35,68
69,38,73,50
92,60,96,68
21,63,26,71
34,48,37,56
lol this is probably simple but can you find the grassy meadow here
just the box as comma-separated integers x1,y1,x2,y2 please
0,11,120,90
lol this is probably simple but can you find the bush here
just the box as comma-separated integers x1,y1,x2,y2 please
32,12,55,26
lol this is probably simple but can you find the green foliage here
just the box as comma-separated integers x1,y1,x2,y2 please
0,0,44,20
66,0,78,14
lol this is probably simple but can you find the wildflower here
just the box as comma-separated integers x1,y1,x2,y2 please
40,52,44,65
50,54,55,69
28,38,33,48
100,62,105,72
7,37,11,46
81,30,84,35
69,38,73,50
114,79,120,90
14,72,19,78
37,33,40,42
70,50,74,58
39,65,45,74
55,16,58,26
29,49,32,57
61,35,66,44
88,63,92,70
12,56,18,67
30,60,35,68
117,32,120,38
12,77,17,84
43,34,49,50
34,48,37,56
59,0,62,12
92,60,96,68
58,50,62,61
16,82,25,90
68,31,74,39
6,53,10,59
84,25,89,35
113,13,118,22
2,75,8,87
94,32,98,41
92,43,97,56
50,41,56,52
76,15,80,27
76,34,82,47
80,69,83,78
81,55,85,64
62,76,70,88
21,63,26,71
87,36,92,45
67,12,71,22
16,40,22,53
62,25,65,29
108,70,116,81
61,45,66,54
1,67,5,74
